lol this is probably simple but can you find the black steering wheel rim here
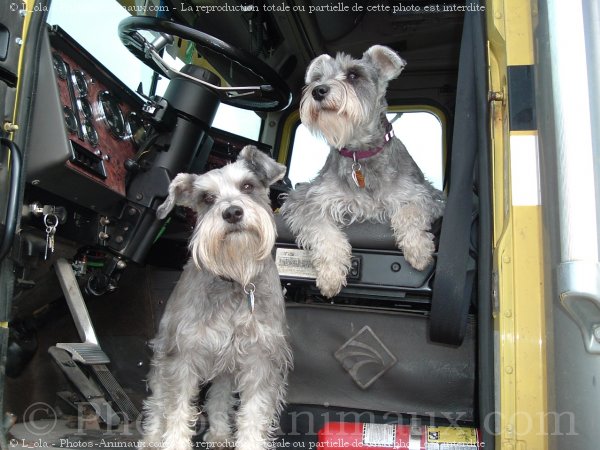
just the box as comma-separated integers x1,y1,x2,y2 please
118,16,292,112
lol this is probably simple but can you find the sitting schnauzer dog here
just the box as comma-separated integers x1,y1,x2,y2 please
141,146,292,450
281,45,445,298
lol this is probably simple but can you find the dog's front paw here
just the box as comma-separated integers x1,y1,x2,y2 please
303,232,351,298
316,264,348,297
402,232,435,271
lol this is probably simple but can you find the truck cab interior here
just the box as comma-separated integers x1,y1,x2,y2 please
0,0,496,448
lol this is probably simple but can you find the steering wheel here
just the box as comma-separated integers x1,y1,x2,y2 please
118,16,292,112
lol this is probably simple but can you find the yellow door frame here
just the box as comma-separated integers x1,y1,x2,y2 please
488,1,548,448
10,0,34,130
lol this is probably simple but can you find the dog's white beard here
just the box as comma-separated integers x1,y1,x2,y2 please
311,112,358,148
190,207,276,286
300,80,366,148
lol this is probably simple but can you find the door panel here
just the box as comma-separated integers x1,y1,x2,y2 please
0,1,46,447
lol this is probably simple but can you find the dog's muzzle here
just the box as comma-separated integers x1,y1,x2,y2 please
312,84,330,101
222,205,244,224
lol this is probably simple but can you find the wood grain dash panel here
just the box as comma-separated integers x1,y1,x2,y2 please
52,49,139,197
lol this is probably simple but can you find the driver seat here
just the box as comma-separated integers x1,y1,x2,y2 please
273,214,478,422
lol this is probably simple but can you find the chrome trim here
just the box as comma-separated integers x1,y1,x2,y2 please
145,44,273,98
97,90,126,139
72,69,88,98
548,0,600,353
558,261,600,354
547,0,598,262
54,258,103,347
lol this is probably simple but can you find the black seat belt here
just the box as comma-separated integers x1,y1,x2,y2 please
430,3,487,345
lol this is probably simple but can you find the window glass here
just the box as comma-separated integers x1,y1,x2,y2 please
287,123,330,186
47,0,152,93
387,111,443,190
211,104,262,141
49,0,262,142
288,111,444,190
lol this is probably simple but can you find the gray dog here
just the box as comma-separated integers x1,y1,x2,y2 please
141,146,292,450
281,45,445,298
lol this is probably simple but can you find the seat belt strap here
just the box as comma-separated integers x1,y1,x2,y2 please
430,5,486,345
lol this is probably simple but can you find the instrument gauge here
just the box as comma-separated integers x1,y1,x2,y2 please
83,120,99,147
72,69,89,97
52,53,67,80
63,106,78,134
98,91,126,139
79,98,94,120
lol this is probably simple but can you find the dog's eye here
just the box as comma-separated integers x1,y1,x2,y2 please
203,193,216,205
241,182,254,193
347,71,359,81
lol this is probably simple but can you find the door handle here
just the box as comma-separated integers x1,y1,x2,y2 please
558,261,600,354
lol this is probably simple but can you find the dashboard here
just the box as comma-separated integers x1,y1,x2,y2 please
27,26,270,215
27,26,146,213
24,25,272,274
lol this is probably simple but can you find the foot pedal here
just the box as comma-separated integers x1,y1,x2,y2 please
56,342,110,364
49,346,120,427
91,364,139,422
53,258,140,422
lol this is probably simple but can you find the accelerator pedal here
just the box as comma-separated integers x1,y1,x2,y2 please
54,258,140,422
49,346,120,426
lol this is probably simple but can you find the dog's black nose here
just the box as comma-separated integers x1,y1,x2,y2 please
222,205,244,224
312,84,330,101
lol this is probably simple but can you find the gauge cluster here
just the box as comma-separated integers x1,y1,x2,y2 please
48,31,146,199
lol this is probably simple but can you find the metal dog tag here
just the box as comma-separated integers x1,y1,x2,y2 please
352,163,365,188
244,283,256,314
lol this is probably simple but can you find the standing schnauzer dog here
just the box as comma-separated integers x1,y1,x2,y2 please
141,146,292,450
281,45,445,298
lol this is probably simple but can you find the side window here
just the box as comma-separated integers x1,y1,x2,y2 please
288,110,444,190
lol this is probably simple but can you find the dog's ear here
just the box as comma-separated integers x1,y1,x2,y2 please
363,45,406,82
238,145,287,186
156,173,197,219
305,54,333,84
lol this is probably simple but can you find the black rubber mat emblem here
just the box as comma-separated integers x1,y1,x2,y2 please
334,326,397,389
